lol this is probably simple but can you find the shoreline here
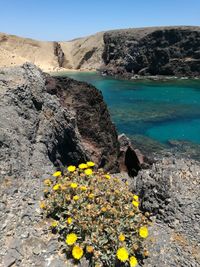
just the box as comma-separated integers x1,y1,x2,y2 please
48,68,200,81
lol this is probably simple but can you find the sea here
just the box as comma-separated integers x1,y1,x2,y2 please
53,72,200,159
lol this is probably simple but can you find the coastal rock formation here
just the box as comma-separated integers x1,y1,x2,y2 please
0,63,119,266
118,133,150,176
0,63,119,181
53,42,65,67
60,32,104,70
1,26,199,77
102,26,200,78
0,64,200,267
45,75,120,172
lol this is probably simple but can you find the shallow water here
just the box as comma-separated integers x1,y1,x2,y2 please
54,72,200,154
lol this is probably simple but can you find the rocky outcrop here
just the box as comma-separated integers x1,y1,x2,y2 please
53,42,65,67
45,75,120,172
60,32,104,70
132,155,200,267
101,26,200,78
0,63,119,181
118,134,150,176
0,63,120,266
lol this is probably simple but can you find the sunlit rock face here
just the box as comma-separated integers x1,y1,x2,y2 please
102,26,200,78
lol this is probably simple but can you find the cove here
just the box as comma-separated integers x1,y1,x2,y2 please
54,72,200,151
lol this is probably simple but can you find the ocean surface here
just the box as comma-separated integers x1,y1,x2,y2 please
54,72,200,156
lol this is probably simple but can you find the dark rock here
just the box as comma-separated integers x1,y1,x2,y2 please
101,26,200,78
118,134,143,176
53,42,65,67
0,63,119,180
118,133,146,176
45,75,120,172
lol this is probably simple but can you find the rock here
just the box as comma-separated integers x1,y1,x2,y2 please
132,154,200,266
101,26,200,78
0,63,119,180
53,42,65,67
118,133,147,176
0,63,120,267
45,75,120,172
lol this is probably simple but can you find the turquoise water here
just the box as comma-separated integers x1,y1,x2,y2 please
55,72,200,146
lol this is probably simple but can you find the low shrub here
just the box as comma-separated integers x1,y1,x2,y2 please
41,162,150,266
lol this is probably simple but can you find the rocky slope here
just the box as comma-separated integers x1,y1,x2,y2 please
102,26,200,78
1,26,200,77
0,32,104,72
0,63,120,180
134,154,200,267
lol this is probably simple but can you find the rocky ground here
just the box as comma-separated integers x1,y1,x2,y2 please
134,154,200,267
1,154,200,267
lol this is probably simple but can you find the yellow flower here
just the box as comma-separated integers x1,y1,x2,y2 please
66,233,78,245
125,181,129,186
118,233,125,242
53,184,61,191
51,220,58,228
116,247,129,262
67,165,76,172
101,207,107,212
132,200,139,208
80,186,87,191
129,256,138,267
52,171,61,177
88,193,94,199
84,169,93,176
104,174,111,180
139,226,149,238
73,195,79,201
78,163,88,169
72,245,83,260
67,217,72,225
43,179,52,186
39,201,46,209
133,195,139,201
70,183,78,189
86,161,95,167
86,245,94,253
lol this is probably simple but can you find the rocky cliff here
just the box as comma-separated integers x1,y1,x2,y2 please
0,63,120,181
102,26,200,78
1,27,199,77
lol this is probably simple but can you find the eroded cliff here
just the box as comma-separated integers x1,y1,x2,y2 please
1,27,199,77
102,26,200,78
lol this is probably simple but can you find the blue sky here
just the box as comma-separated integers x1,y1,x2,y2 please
0,0,199,41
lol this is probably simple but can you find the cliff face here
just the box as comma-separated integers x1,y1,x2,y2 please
0,27,200,76
0,63,119,180
102,26,200,78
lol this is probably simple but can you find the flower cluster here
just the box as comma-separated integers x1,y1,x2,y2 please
41,162,150,266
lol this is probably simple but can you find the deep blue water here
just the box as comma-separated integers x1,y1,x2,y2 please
54,72,200,149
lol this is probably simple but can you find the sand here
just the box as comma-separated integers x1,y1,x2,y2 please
0,32,104,72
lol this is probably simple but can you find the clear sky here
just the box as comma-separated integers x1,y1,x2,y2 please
0,0,199,41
